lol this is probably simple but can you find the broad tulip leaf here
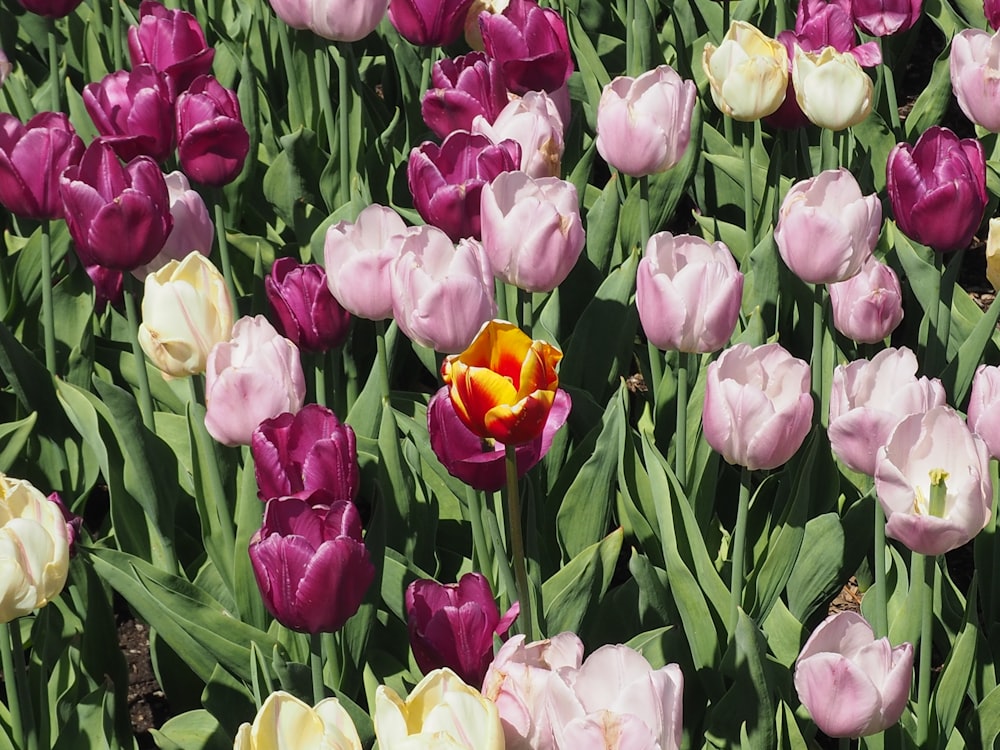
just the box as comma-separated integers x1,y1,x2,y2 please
932,579,979,741
50,681,119,750
0,412,37,472
978,685,1000,748
761,598,805,669
201,665,255,740
542,527,623,634
785,513,846,621
904,49,955,140
149,710,230,750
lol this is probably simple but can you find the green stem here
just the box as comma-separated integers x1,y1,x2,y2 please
518,288,533,336
465,485,494,589
310,632,325,705
277,23,304,132
47,21,60,113
676,352,689,489
111,0,122,73
742,124,754,254
990,460,1000,629
1,621,36,750
374,319,391,405
915,554,936,746
505,443,534,640
646,342,662,407
39,221,56,375
315,44,337,155
483,495,518,614
342,343,358,414
214,201,239,320
812,284,826,414
872,483,888,639
820,126,837,172
625,0,635,77
124,275,156,429
337,42,352,205
730,467,752,633
881,41,901,137
495,278,509,322
322,631,342,692
313,352,327,407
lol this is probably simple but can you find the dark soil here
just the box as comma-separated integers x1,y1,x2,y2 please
117,614,169,749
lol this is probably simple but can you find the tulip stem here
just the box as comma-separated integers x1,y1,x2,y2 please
124,274,156,429
729,467,752,634
505,443,535,640
1,621,36,750
880,41,901,137
518,288,533,335
213,200,240,320
676,352,689,489
465,486,494,589
47,21,59,113
315,45,337,156
39,221,57,375
625,0,635,77
310,632,325,705
374,319,391,404
111,0,122,73
872,483,889,639
483,495,518,614
337,42,353,206
741,124,754,254
915,553,936,746
811,284,827,421
313,352,327,407
276,23,304,132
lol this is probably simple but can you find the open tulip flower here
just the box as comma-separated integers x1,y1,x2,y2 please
792,47,873,130
441,320,562,446
950,28,1000,132
472,91,565,179
128,1,215,99
421,52,509,139
851,0,922,37
235,690,362,750
83,65,176,163
478,0,574,95
702,21,788,121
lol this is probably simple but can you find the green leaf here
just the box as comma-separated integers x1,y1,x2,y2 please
785,513,845,621
977,684,1000,748
904,48,955,140
0,412,37,472
150,710,231,750
933,579,979,742
542,528,623,634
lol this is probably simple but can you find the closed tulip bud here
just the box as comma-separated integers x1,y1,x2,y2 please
428,385,570,492
887,126,986,252
235,691,362,750
0,112,84,220
792,46,873,130
406,572,519,686
128,1,215,99
265,0,388,42
324,204,407,321
390,227,497,353
703,21,788,121
133,171,214,279
422,53,509,139
252,403,359,502
249,495,374,633
60,140,174,271
407,131,520,241
636,232,743,353
968,365,1000,459
441,320,562,445
138,251,234,378
473,91,564,179
828,256,904,344
15,0,81,18
795,612,913,737
389,0,475,46
703,343,813,470
774,168,882,284
266,258,350,353
950,29,1000,132
0,473,70,622
176,75,250,187
851,0,922,36
479,0,573,95
83,65,175,163
988,218,1000,292
204,316,306,447
988,0,1000,30
375,668,505,750
479,172,584,292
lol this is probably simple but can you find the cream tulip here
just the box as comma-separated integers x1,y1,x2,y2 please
793,46,873,130
702,21,788,121
234,690,362,750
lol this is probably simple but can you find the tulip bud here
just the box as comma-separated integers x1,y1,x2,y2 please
388,0,475,46
133,171,214,279
265,0,389,42
235,690,363,750
266,258,351,353
828,256,904,344
422,53,509,139
968,365,1000,459
175,75,250,187
204,316,306,447
0,112,84,221
128,1,215,98
702,21,788,121
988,0,1000,30
83,65,176,163
851,0,922,37
479,0,574,95
15,0,82,18
792,46,873,130
950,29,1000,132
473,91,564,179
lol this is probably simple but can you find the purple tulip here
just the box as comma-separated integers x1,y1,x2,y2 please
59,140,173,271
828,256,904,344
428,385,570,492
988,0,1000,30
887,127,986,252
421,53,509,139
850,0,922,36
176,75,250,187
479,0,574,95
968,364,1000,459
47,491,83,556
266,258,351,353
388,0,475,46
406,572,519,687
950,29,1000,132
83,65,176,163
85,264,124,314
252,403,360,502
407,131,520,242
128,1,215,99
249,494,374,633
0,112,84,220
15,0,82,18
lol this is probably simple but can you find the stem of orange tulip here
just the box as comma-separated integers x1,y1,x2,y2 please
729,466,751,634
915,552,935,746
505,443,535,640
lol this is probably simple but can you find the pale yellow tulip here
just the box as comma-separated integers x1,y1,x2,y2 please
233,691,362,750
793,47,873,131
702,21,788,121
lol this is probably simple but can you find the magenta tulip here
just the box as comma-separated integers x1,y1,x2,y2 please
266,258,351,353
85,264,124,314
264,0,388,42
0,112,84,220
473,91,564,179
850,0,922,36
249,494,374,633
988,0,1000,29
388,0,475,46
421,53,509,139
60,140,173,271
828,255,904,344
887,126,986,252
950,29,1000,132
252,403,359,502
83,65,175,163
15,0,82,18
479,0,573,95
968,365,1000,459
132,171,214,278
128,1,215,99
176,75,250,187
795,611,913,738
406,572,519,687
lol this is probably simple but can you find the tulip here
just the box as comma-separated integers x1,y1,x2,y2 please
132,171,214,278
0,112,84,220
249,494,374,633
85,264,124,314
407,131,520,241
702,21,788,121
478,172,584,292
128,1,215,99
636,232,744,353
266,258,351,353
988,217,1000,292
265,0,389,42
795,611,913,737
323,204,407,320
988,0,1000,30
204,316,306,447
234,690,362,750
60,140,173,271
702,343,813,470
887,126,986,252
253,403,359,502
422,53,509,139
175,75,250,187
792,46,873,130
464,0,508,49
472,91,564,179
828,255,904,344
479,0,574,95
828,347,945,476
950,29,1000,132
83,65,175,163
14,0,82,18
774,168,882,284
428,385,570,492
441,320,562,445
0,473,70,622
851,0,922,36
46,492,82,557
375,667,505,750
968,365,1000,459
0,50,10,87
390,226,497,353
388,0,475,46
875,405,992,555
406,572,519,686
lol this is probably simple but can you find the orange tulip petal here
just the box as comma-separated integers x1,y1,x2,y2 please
451,366,520,438
483,389,556,445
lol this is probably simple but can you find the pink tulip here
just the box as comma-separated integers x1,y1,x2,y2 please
473,91,564,178
175,75,250,187
636,232,744,353
132,171,214,279
795,611,913,738
0,112,84,220
828,255,904,344
128,1,215,99
389,226,497,353
968,364,1000,459
828,347,945,476
323,204,407,320
595,65,697,177
875,405,992,555
266,258,351,353
83,65,175,163
264,0,388,42
774,168,882,284
479,0,574,95
950,29,1000,132
204,316,306,447
850,0,922,36
478,172,584,292
702,343,813,470
422,53,509,139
